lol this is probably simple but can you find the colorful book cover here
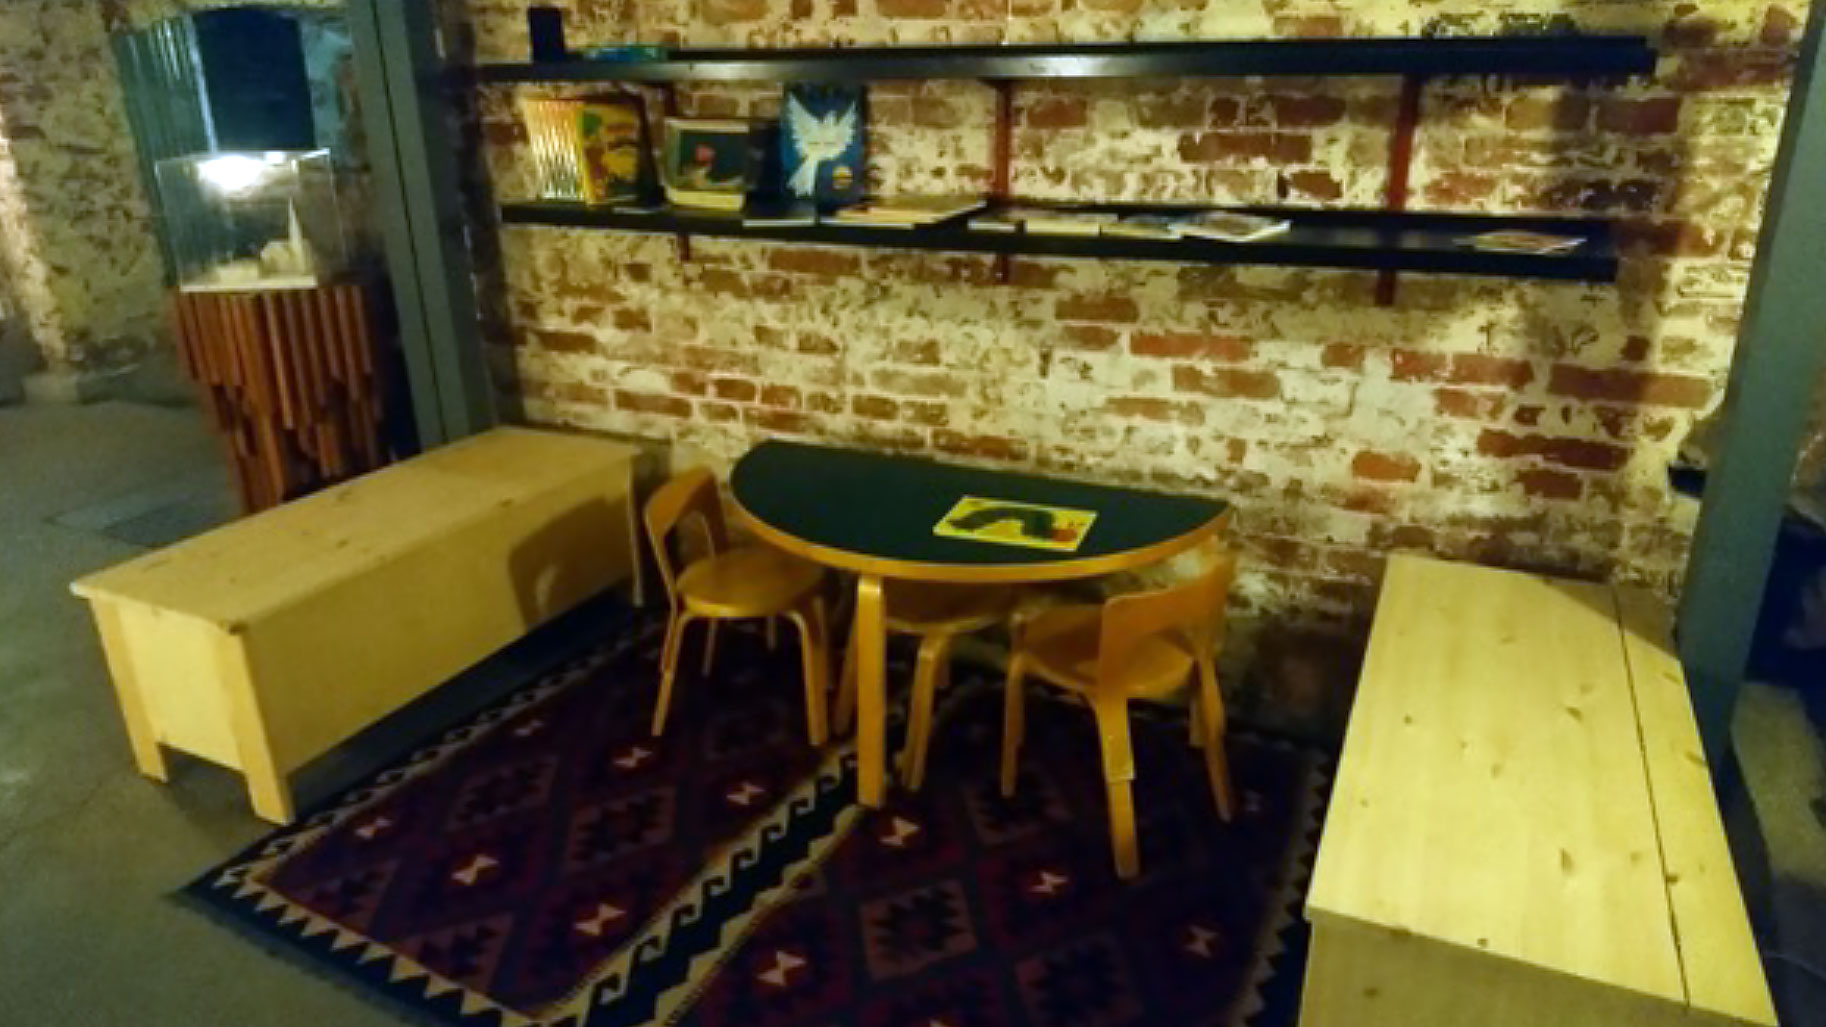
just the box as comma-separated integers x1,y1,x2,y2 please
574,96,649,205
933,496,1099,553
664,118,774,211
782,84,866,209
520,97,584,202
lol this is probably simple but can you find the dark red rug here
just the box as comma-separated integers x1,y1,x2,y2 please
184,611,1329,1027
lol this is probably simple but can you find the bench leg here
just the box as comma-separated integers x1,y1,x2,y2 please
213,632,295,825
91,601,169,782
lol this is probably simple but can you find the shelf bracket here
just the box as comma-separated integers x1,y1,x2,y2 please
1377,74,1427,306
989,79,1014,285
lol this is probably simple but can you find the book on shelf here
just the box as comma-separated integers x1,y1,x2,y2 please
828,195,987,227
1176,210,1291,243
743,199,820,227
966,210,1024,233
1013,208,1118,237
662,118,778,213
1460,230,1585,254
520,94,651,206
782,84,867,210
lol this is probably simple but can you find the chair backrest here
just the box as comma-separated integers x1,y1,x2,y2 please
643,467,729,606
1095,545,1239,696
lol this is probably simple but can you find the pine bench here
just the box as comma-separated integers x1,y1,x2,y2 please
1302,554,1776,1027
72,426,643,824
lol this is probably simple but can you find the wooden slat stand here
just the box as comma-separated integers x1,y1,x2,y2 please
172,282,390,512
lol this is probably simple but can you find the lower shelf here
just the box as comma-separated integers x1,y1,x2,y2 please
497,201,1620,283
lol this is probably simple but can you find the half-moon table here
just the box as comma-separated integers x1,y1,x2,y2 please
730,439,1231,807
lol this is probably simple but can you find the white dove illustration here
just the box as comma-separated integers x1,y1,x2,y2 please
786,92,859,198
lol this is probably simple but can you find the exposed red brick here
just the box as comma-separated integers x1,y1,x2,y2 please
531,329,598,353
1434,388,1506,421
934,430,1028,462
1024,97,1088,129
1597,97,1683,136
699,268,749,298
1105,396,1206,425
1390,350,1534,389
1172,364,1281,401
1764,4,1804,46
768,247,861,277
711,377,758,402
745,407,815,433
1421,171,1500,206
1320,343,1365,370
1518,468,1584,501
1061,324,1121,350
1285,170,1343,201
1056,294,1140,323
1131,332,1251,362
851,394,899,420
1476,429,1630,472
873,367,965,398
876,0,949,16
1505,96,1592,133
612,308,651,332
616,390,692,418
759,384,802,408
1548,365,1711,409
698,400,741,423
807,391,844,414
797,332,840,356
1621,335,1652,362
1513,405,1544,427
1270,95,1347,127
1351,450,1422,483
669,370,709,396
702,0,768,23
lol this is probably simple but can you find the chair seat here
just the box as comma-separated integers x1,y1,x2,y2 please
884,580,1017,636
678,545,824,617
1020,603,1196,699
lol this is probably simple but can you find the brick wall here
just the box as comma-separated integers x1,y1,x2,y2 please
455,1,1806,729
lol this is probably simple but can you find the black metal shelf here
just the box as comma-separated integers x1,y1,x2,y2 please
498,201,1619,282
473,36,1656,85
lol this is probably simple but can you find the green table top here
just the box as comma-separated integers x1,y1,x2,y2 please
730,440,1229,581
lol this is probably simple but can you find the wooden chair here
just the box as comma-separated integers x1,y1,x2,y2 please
645,468,831,744
833,581,1017,790
1001,547,1239,879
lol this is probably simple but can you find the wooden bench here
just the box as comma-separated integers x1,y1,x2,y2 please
72,426,643,824
1302,554,1776,1027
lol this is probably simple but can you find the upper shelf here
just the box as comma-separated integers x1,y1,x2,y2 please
472,35,1659,85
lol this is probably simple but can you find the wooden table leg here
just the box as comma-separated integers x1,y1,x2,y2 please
855,573,888,808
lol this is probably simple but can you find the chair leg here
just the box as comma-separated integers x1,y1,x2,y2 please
653,611,695,737
834,623,859,735
788,602,829,747
1090,698,1141,879
1195,655,1236,821
901,634,950,791
1000,654,1028,797
701,619,721,677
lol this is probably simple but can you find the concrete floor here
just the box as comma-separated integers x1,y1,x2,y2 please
0,401,601,1025
3,400,1824,1025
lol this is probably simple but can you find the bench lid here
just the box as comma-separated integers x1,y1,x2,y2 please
70,427,638,629
1307,554,1775,1024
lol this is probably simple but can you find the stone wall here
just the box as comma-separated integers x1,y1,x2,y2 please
454,1,1800,725
0,2,166,373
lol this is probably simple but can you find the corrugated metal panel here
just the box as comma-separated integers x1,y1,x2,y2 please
112,18,215,283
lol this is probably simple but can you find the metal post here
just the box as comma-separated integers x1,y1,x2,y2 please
348,0,494,446
1678,1,1826,761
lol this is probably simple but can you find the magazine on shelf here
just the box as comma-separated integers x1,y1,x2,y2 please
1101,213,1190,240
1461,230,1585,255
829,195,987,227
1176,210,1291,243
782,84,867,209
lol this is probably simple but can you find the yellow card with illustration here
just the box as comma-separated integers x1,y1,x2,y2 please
933,496,1098,553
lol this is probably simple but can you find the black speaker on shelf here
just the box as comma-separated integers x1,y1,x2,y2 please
528,6,566,62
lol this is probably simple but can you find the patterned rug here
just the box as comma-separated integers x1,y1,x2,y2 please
183,613,1330,1027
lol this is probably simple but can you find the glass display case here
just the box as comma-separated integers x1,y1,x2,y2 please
155,150,353,292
